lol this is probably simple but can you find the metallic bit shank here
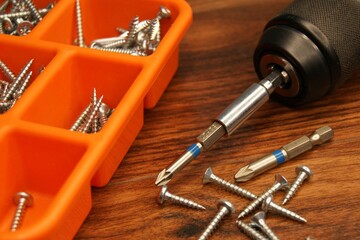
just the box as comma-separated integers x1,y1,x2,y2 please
217,70,286,135
235,126,334,182
155,70,287,186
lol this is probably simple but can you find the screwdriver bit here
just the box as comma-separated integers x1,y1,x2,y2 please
155,69,288,186
234,126,333,182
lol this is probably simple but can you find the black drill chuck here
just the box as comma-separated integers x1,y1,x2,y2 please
254,0,360,106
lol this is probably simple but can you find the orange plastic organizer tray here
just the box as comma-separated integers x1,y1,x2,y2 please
0,0,192,239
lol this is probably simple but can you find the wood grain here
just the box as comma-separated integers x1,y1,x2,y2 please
75,0,360,239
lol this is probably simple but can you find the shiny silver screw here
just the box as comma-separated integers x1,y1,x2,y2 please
98,102,111,127
203,167,257,200
0,60,16,81
238,174,288,219
10,192,33,231
251,211,279,240
158,185,205,210
2,58,33,101
123,15,139,48
0,0,9,14
282,165,313,205
198,199,235,240
236,220,268,240
70,103,92,131
262,195,307,223
75,0,85,47
23,0,42,22
156,5,171,20
80,95,103,133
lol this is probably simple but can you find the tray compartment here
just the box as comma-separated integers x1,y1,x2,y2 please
0,38,57,115
0,126,89,239
19,51,143,129
35,0,178,48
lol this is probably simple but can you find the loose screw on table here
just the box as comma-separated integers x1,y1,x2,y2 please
198,199,235,240
283,165,313,205
238,174,288,219
10,192,33,231
262,195,306,223
251,211,280,240
203,167,257,200
236,220,268,240
203,167,305,223
157,185,206,210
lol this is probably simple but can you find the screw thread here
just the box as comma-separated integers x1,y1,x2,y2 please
268,202,307,223
10,198,27,231
149,18,160,42
3,59,33,101
90,34,128,48
238,183,282,219
210,174,257,200
0,11,31,19
259,221,280,240
93,46,146,56
75,0,85,47
124,16,139,48
98,110,108,127
81,96,103,133
0,60,16,82
70,103,92,131
199,207,228,240
0,0,9,14
14,71,32,99
135,19,151,33
103,39,127,49
236,220,268,240
23,0,42,22
283,172,307,205
165,192,205,210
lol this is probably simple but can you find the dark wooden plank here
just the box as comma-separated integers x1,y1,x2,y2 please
75,0,360,239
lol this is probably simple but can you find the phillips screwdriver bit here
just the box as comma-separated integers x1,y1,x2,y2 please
234,126,333,182
155,69,288,186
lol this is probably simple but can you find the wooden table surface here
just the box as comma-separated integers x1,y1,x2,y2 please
75,0,360,239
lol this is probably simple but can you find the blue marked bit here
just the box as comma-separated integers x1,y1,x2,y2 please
187,144,202,158
272,149,286,165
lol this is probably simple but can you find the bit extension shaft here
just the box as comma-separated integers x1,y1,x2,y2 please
155,69,288,186
235,126,333,182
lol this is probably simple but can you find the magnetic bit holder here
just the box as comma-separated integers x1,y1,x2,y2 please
155,69,288,186
234,126,334,182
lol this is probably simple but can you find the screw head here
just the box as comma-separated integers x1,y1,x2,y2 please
99,103,111,117
251,211,266,226
158,6,171,19
275,174,288,189
261,195,273,212
296,165,313,178
217,199,235,215
13,192,33,207
203,167,214,184
158,185,169,204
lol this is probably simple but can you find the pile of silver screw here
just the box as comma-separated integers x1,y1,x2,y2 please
74,0,171,56
0,0,55,36
158,165,314,240
70,88,113,133
0,58,39,113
